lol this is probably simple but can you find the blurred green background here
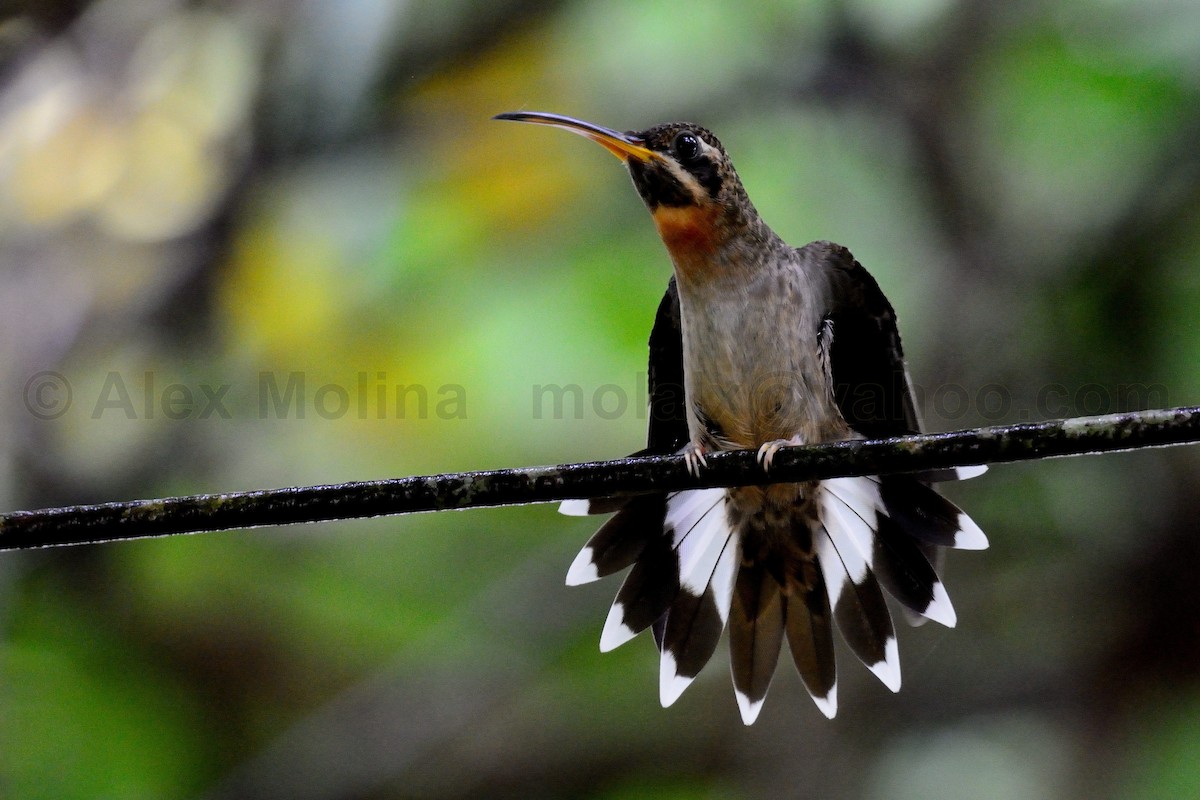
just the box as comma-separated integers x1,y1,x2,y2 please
2,0,1200,798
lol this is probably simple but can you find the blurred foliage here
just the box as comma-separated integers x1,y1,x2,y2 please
2,0,1200,798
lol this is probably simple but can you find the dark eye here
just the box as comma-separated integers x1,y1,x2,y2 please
672,131,702,163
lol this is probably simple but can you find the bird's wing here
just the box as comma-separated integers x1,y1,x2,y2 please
646,277,690,455
816,242,921,439
817,242,983,485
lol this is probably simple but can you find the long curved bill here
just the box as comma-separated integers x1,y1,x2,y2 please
494,111,658,163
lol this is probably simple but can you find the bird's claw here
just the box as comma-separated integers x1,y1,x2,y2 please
756,437,803,472
683,443,709,477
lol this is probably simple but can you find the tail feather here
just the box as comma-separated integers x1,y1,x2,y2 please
819,478,877,568
670,490,727,582
599,537,679,651
559,496,630,516
783,566,838,718
651,615,667,650
659,527,738,707
566,494,666,586
880,476,988,550
816,523,901,693
873,515,956,627
729,564,785,725
901,537,947,627
820,477,955,626
597,489,725,651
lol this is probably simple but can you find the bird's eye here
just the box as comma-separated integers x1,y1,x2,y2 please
672,131,702,163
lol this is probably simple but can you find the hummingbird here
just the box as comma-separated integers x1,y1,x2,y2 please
495,111,987,724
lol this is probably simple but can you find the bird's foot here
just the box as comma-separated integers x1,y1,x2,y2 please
682,442,709,477
756,436,804,472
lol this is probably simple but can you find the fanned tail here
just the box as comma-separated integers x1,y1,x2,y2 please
563,468,986,723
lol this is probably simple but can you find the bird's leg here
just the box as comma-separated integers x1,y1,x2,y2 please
682,441,709,477
756,436,805,472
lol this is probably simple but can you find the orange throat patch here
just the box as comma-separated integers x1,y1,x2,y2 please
651,205,722,272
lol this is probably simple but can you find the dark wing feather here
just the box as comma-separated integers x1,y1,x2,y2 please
647,277,689,455
819,243,978,482
819,242,920,439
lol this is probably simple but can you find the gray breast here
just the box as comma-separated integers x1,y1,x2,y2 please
675,257,840,449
